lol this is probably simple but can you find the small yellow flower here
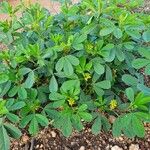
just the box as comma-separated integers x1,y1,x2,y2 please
87,43,94,50
84,73,91,81
110,99,117,110
68,97,75,107
112,69,117,78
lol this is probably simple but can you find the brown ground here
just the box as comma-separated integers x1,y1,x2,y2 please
11,123,150,150
0,0,149,20
0,0,79,20
1,0,150,150
137,0,150,13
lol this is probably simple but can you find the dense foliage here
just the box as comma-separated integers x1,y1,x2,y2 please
0,0,150,149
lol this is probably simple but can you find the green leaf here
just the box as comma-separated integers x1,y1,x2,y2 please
61,80,80,94
92,116,102,135
94,80,111,89
23,71,35,89
28,89,37,99
9,101,25,111
49,76,58,93
6,113,20,123
20,114,33,128
64,59,74,76
81,23,97,34
0,1,12,14
106,65,112,81
112,117,122,137
123,124,135,138
8,86,18,97
0,74,9,84
0,126,10,150
101,43,114,51
132,58,150,69
44,108,60,119
29,117,39,136
138,47,150,60
73,34,87,50
126,30,141,39
72,115,83,131
100,27,114,36
53,100,65,108
49,93,66,101
142,30,150,42
132,115,145,138
74,34,87,43
62,116,72,137
104,48,115,62
0,101,8,115
18,68,31,76
79,112,92,122
137,84,150,95
93,63,104,75
0,81,11,97
135,112,150,121
36,114,49,127
67,55,79,66
99,43,114,58
93,85,104,96
113,28,123,39
124,42,134,50
116,48,125,61
18,87,27,100
5,99,14,108
125,87,134,102
120,114,135,138
4,123,22,139
135,96,150,105
97,40,104,49
78,104,88,111
101,116,111,131
145,64,150,75
122,74,138,86
73,43,83,50
56,57,64,72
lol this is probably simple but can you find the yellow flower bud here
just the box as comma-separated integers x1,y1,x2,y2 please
110,99,117,110
68,97,75,107
84,73,91,81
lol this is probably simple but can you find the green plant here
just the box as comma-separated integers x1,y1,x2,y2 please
0,0,150,149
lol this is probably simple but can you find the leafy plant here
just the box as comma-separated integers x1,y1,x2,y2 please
0,0,150,149
132,47,150,75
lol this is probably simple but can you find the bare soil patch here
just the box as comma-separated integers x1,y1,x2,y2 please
11,123,150,150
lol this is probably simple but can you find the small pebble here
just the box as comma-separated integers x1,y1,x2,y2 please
129,144,139,150
36,145,39,148
64,146,70,150
111,145,123,150
79,146,85,150
51,131,57,138
109,115,116,124
22,135,29,143
71,142,76,146
106,145,110,150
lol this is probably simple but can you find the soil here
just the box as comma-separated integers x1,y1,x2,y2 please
136,0,150,13
0,0,150,150
10,123,150,150
0,0,79,20
0,0,149,20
